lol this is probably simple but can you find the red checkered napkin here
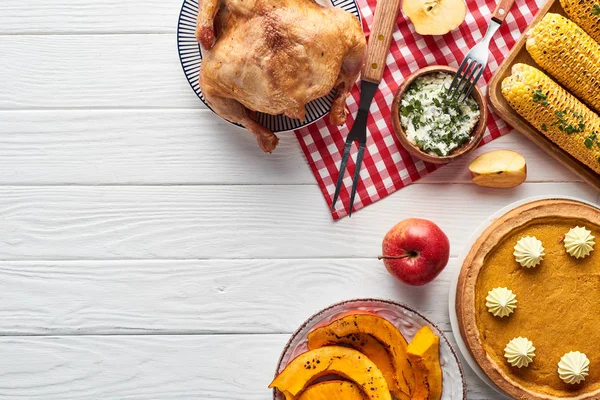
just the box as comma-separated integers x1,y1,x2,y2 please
295,0,544,220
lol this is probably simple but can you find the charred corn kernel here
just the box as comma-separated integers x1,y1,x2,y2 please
560,0,600,43
502,64,600,174
526,13,600,113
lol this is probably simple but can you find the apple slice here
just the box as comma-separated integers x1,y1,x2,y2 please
402,0,466,35
469,150,527,188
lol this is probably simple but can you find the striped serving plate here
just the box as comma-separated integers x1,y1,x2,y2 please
177,0,361,132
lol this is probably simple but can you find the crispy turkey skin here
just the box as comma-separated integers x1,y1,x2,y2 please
196,0,366,152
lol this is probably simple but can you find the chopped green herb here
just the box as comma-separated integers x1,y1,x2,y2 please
533,89,549,106
585,132,600,150
551,109,585,134
410,81,423,92
541,123,547,131
592,4,600,15
399,72,480,157
552,110,568,131
432,147,444,156
411,115,421,128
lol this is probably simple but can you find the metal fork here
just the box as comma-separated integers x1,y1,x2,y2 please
448,0,515,102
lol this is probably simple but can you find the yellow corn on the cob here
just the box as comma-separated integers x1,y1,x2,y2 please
560,0,600,43
526,13,600,113
502,63,600,174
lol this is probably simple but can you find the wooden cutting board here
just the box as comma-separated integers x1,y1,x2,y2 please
488,0,600,190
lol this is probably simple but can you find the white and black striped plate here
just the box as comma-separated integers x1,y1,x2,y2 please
177,0,361,132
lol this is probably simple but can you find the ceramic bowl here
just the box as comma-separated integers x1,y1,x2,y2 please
391,65,488,164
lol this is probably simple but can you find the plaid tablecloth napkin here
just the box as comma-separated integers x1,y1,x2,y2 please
295,0,544,220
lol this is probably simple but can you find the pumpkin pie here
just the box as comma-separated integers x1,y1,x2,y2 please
456,199,600,399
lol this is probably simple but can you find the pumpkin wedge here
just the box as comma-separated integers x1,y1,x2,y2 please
308,332,407,400
407,326,442,400
307,311,415,397
297,381,366,400
269,346,391,400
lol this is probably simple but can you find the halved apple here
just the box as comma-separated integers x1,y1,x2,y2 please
469,150,527,188
269,346,391,400
402,0,466,35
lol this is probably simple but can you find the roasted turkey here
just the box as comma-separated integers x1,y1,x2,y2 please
196,0,366,152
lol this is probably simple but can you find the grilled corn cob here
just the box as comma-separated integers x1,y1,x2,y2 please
560,0,600,43
526,13,600,113
502,64,600,174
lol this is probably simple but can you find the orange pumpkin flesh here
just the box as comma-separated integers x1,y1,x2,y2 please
297,380,366,400
307,331,406,400
407,326,442,400
269,346,391,400
307,311,415,397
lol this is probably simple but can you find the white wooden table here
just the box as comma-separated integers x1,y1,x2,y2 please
0,1,598,398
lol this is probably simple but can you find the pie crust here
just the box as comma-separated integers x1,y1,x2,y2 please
456,199,600,399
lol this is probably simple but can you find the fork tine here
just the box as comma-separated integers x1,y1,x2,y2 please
449,58,473,99
331,141,353,211
455,62,478,98
452,62,476,99
448,56,470,95
457,62,481,99
461,66,485,103
348,145,365,218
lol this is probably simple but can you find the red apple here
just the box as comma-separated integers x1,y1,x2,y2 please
380,218,450,286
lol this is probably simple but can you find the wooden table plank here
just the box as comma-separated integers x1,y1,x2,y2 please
0,110,311,185
0,183,596,260
0,35,200,110
0,110,581,184
0,0,181,34
0,258,463,335
0,334,502,399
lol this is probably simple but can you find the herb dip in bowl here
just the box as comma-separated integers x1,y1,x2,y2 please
392,65,488,164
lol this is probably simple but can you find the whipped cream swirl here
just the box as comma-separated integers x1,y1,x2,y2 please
564,226,595,259
504,337,535,368
558,351,590,384
513,236,545,268
486,287,517,318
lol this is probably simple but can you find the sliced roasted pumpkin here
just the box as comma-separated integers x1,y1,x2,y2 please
307,311,415,398
269,346,391,400
297,380,365,400
407,326,442,400
308,331,406,400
